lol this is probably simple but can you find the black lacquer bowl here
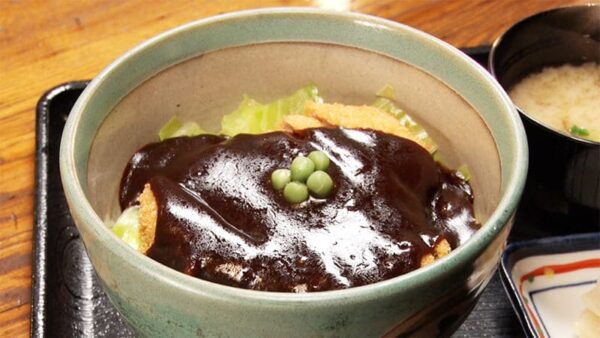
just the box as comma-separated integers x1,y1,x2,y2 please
490,4,600,229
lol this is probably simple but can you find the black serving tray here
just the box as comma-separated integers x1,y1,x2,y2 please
32,48,526,337
33,81,135,337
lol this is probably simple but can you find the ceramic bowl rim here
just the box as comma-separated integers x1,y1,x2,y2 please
60,7,528,305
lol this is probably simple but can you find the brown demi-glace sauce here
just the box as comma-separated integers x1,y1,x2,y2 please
119,127,479,292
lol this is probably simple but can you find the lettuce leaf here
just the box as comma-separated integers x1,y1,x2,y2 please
220,85,322,136
159,116,207,140
111,206,141,251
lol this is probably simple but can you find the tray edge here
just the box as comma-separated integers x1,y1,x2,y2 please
31,81,90,338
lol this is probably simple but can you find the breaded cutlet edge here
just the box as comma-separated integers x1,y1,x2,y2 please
137,184,451,267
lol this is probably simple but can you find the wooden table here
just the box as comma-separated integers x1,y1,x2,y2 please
0,0,594,336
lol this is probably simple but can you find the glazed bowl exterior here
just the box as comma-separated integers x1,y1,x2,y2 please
60,8,527,337
490,5,600,229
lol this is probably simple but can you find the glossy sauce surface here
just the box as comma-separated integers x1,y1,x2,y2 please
120,128,479,291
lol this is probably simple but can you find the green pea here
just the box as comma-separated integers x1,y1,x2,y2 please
306,171,333,198
283,182,309,204
271,169,291,190
290,156,315,182
308,150,330,171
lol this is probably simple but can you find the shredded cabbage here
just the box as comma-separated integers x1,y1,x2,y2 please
220,85,322,136
159,116,207,140
111,206,141,250
457,164,472,182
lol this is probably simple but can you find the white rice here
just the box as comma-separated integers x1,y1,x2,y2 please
509,62,600,141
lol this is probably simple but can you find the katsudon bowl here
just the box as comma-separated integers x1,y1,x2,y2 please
59,8,527,337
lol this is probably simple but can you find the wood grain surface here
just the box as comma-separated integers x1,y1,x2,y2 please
0,0,594,336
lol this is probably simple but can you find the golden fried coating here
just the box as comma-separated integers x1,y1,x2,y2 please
137,181,452,268
281,114,325,131
304,101,421,144
138,183,157,254
420,238,451,267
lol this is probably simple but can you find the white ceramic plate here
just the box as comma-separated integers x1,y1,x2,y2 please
501,233,600,338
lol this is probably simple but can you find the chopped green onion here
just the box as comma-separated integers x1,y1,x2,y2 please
283,182,309,204
570,125,590,137
308,151,330,171
306,171,333,198
271,169,291,190
290,156,315,183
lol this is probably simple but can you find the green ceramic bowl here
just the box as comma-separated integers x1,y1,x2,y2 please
60,8,527,337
